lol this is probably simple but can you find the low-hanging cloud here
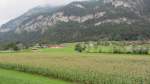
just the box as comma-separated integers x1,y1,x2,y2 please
0,0,86,25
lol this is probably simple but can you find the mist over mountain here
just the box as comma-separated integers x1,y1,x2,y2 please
0,0,150,44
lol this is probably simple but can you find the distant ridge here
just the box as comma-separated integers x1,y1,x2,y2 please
0,0,150,44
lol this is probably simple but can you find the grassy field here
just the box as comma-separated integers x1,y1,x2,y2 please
0,44,149,84
0,68,72,84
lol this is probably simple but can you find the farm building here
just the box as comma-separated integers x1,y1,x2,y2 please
48,45,64,48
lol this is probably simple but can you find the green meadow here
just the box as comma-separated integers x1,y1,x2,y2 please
0,43,149,84
0,69,72,84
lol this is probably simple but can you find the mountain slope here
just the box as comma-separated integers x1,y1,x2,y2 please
0,0,150,44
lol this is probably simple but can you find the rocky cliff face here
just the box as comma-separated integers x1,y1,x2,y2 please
0,0,150,43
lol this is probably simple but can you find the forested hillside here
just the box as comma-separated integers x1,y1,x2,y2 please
0,0,150,44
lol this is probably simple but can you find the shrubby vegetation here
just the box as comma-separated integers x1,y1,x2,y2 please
75,43,86,52
0,42,27,51
128,46,149,54
75,41,150,55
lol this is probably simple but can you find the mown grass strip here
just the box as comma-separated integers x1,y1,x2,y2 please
0,63,81,84
0,68,73,84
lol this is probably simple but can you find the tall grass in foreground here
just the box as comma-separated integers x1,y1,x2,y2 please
0,48,149,84
0,63,149,84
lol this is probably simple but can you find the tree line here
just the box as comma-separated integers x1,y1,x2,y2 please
75,41,150,55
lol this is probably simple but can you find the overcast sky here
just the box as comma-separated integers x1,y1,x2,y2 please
0,0,85,26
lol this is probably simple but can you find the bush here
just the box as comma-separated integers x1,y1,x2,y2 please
126,45,149,54
75,43,85,53
112,46,126,54
132,46,149,54
4,43,20,51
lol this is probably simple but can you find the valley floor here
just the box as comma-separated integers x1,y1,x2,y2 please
0,47,149,84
